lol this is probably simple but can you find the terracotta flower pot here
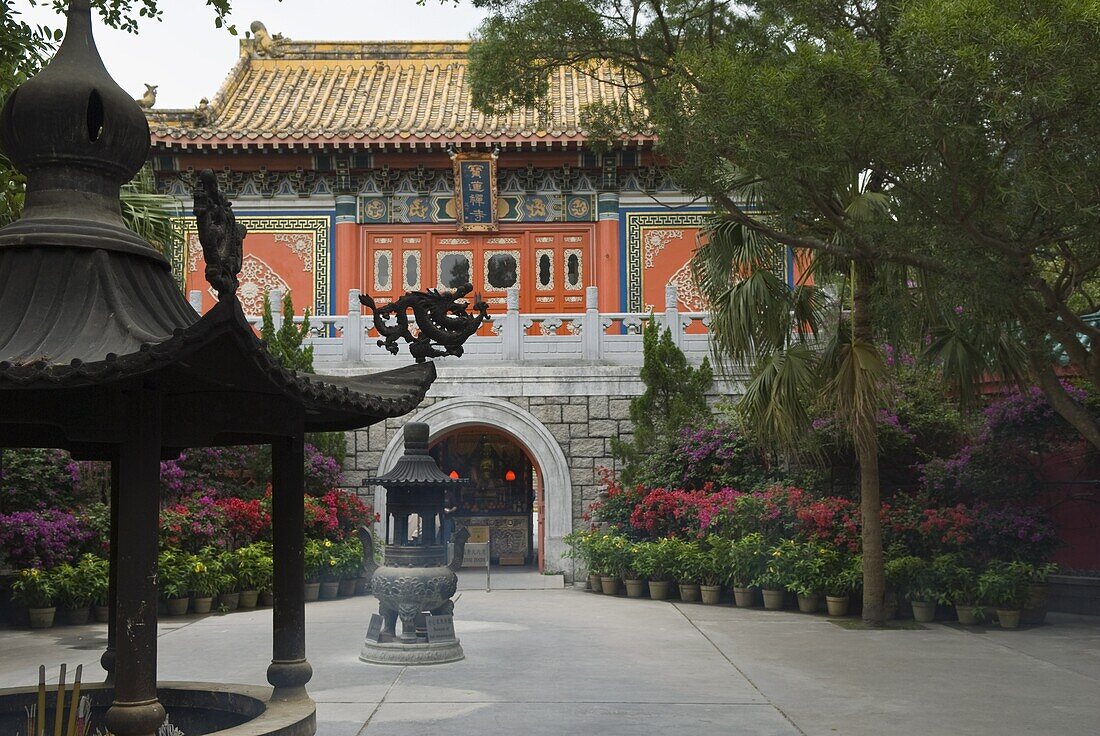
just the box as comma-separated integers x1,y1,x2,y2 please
338,578,357,597
94,605,110,623
65,606,91,626
826,595,850,617
588,573,602,592
997,609,1021,629
679,583,700,602
304,582,321,602
701,585,722,605
28,607,56,629
648,580,671,600
319,581,340,600
733,586,758,608
624,579,647,598
192,596,214,614
260,591,275,607
955,603,980,626
762,589,786,610
238,590,260,609
911,600,936,623
166,597,190,616
797,594,820,613
220,592,240,611
600,576,620,595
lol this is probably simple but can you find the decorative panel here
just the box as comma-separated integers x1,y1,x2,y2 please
177,215,329,316
373,249,393,292
484,250,520,291
535,249,554,291
437,250,474,289
564,248,583,291
402,251,422,292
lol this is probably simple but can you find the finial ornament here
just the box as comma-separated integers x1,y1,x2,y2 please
360,286,490,363
193,169,245,299
137,83,157,109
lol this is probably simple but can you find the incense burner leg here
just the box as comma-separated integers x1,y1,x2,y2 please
398,603,420,643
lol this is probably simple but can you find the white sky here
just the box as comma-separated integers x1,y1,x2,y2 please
12,0,488,108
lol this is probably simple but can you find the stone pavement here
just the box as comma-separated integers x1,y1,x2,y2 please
1,588,1098,735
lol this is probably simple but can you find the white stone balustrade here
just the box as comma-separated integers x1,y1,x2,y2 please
190,286,714,369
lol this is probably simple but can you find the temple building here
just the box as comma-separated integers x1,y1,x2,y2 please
146,29,793,578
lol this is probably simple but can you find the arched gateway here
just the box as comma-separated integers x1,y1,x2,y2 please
375,397,573,573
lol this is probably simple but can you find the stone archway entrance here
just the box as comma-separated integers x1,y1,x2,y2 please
375,397,573,574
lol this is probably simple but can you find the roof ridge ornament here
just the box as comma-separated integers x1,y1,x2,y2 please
360,286,489,363
193,169,245,299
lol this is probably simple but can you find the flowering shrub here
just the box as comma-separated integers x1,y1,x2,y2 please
306,444,344,496
321,489,376,538
217,497,271,547
159,494,228,552
0,448,92,513
628,485,741,539
795,496,861,552
0,510,91,568
971,505,1058,565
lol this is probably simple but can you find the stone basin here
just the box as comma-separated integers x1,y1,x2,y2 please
0,681,315,735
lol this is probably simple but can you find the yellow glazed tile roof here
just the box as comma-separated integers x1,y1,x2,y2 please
148,40,650,148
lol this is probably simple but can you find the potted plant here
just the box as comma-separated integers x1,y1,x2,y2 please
887,555,936,622
235,543,272,608
52,561,93,625
671,539,705,602
729,533,764,607
1022,562,1057,625
699,536,730,605
319,539,341,599
633,540,674,600
756,539,799,610
337,537,364,597
824,554,861,617
189,549,228,614
564,529,600,592
79,554,110,623
977,561,1032,629
12,568,56,628
622,541,647,598
790,542,828,614
931,554,981,625
216,550,240,611
159,550,192,616
304,538,323,602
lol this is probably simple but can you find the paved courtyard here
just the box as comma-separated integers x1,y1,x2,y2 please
1,587,1098,735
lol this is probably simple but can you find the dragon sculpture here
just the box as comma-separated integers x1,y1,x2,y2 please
360,285,490,362
193,169,246,299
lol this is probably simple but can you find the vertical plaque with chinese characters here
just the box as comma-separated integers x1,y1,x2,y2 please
453,151,498,231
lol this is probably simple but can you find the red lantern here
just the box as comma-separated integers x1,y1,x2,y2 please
449,470,460,479
505,469,516,482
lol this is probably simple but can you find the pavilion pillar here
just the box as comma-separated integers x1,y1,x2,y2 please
105,384,166,736
268,430,313,699
335,194,361,303
596,192,621,311
100,456,120,682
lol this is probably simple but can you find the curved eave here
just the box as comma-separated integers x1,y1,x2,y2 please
0,295,437,432
149,132,657,151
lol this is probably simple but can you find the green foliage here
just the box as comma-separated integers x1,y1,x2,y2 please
158,549,191,600
631,539,677,582
587,531,632,578
977,561,1033,609
0,448,91,513
884,555,935,602
930,553,977,606
304,538,324,583
11,567,55,608
611,319,713,485
234,542,273,592
78,553,110,606
260,290,315,373
51,559,94,608
189,547,232,597
728,533,767,588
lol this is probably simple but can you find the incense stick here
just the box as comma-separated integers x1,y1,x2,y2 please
53,664,66,736
65,665,82,736
36,666,46,736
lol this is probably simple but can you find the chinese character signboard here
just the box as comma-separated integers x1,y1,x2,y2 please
452,151,498,231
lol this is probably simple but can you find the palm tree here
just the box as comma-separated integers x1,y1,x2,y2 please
694,166,893,625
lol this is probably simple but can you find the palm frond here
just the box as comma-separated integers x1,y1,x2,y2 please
120,165,184,255
738,343,822,455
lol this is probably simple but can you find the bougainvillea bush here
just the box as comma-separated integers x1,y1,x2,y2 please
0,510,93,568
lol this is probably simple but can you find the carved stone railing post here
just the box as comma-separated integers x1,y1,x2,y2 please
502,287,522,361
664,284,682,348
268,289,283,332
188,290,203,315
582,286,600,361
346,289,362,363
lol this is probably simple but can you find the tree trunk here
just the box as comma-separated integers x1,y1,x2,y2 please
852,262,886,627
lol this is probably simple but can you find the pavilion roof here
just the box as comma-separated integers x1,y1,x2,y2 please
147,40,653,150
